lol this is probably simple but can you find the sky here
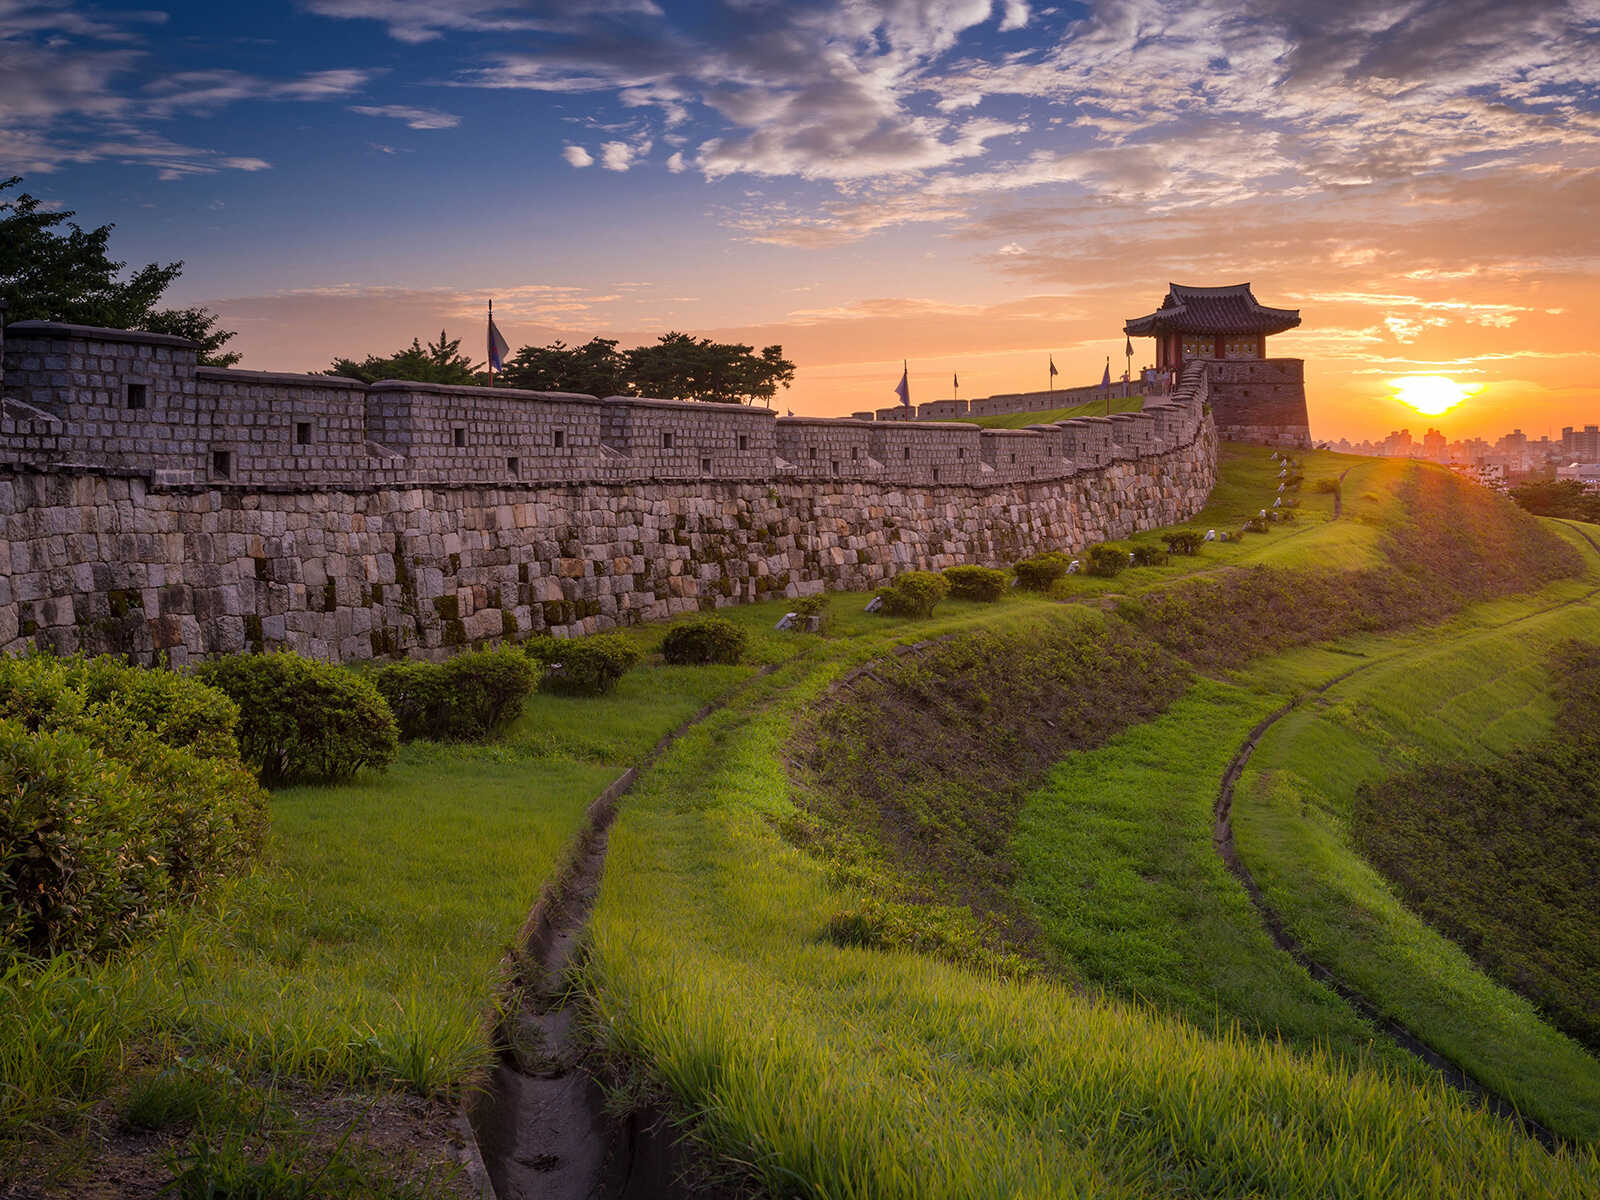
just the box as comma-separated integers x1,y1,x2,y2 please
4,0,1600,442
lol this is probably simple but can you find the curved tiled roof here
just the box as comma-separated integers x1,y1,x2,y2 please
1124,283,1300,337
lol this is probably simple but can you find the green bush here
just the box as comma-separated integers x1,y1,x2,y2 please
1161,530,1204,556
942,565,1009,602
195,653,398,786
661,616,747,665
875,571,950,619
1242,517,1269,534
526,633,641,696
372,647,537,741
0,654,267,957
1012,552,1072,591
793,593,831,632
1085,544,1127,578
1129,544,1169,568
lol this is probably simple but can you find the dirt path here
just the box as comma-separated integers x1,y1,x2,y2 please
468,668,778,1200
1212,523,1600,1150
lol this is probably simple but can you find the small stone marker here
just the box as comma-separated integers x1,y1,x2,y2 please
775,612,798,630
1205,529,1217,541
1273,497,1282,508
1066,558,1081,574
865,595,884,612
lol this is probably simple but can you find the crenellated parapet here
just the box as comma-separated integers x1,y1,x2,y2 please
0,315,1221,664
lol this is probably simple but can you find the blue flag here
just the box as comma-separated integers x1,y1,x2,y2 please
1100,359,1111,388
895,363,910,407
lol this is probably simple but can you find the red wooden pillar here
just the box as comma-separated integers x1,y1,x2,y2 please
1214,334,1225,359
1256,334,1265,358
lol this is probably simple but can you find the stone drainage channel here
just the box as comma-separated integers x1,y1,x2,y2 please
462,667,778,1200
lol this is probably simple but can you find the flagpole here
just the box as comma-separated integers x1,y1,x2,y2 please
488,299,495,388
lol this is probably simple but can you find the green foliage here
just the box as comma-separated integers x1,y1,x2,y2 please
526,633,641,695
1084,544,1126,577
195,653,398,786
625,332,795,404
822,896,1031,977
1129,543,1168,567
371,648,537,742
0,655,265,957
326,330,483,385
0,177,239,366
498,331,795,404
1011,552,1071,591
661,617,748,665
1511,478,1600,523
942,565,1009,602
875,570,950,618
498,336,629,396
1161,530,1204,556
792,593,831,632
1553,639,1600,739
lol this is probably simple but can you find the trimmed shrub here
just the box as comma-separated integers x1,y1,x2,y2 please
527,633,641,696
943,565,1009,602
372,647,537,741
793,593,831,632
662,616,747,665
195,653,398,786
1242,517,1269,534
1012,552,1072,591
876,571,950,619
1161,530,1204,557
1085,544,1126,578
0,654,267,957
1130,543,1169,568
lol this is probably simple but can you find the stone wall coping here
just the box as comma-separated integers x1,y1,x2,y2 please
368,380,602,402
597,394,777,418
196,366,369,389
1061,416,1114,427
775,416,875,429
4,320,200,350
978,427,1045,439
872,420,982,433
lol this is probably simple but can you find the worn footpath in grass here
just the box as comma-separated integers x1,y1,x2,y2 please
0,656,763,1193
1233,518,1600,1140
586,636,1600,1198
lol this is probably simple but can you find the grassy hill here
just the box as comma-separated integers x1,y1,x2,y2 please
6,443,1600,1195
933,393,1144,427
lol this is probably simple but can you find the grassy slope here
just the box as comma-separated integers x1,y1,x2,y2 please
587,633,1600,1197
1233,518,1600,1138
0,660,761,1189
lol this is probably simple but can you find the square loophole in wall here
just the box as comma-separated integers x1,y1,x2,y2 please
738,434,749,451
125,382,148,410
211,449,232,479
453,427,467,448
700,457,712,473
295,421,312,446
507,456,520,477
661,431,674,450
553,429,565,449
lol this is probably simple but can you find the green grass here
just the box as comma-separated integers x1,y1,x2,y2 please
584,629,1600,1197
1233,520,1600,1139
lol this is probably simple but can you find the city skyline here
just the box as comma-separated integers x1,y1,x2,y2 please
4,0,1600,440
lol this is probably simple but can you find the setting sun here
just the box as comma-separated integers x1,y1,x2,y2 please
1389,375,1484,417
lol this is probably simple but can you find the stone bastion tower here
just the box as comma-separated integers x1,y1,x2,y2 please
1124,283,1312,448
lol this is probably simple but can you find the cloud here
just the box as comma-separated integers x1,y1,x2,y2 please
299,0,664,44
562,143,595,166
0,4,374,176
666,150,686,172
996,242,1025,255
350,104,461,129
599,140,637,170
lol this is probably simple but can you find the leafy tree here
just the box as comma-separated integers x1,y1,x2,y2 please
498,337,629,396
1510,479,1600,523
0,176,241,367
326,330,485,385
625,332,795,405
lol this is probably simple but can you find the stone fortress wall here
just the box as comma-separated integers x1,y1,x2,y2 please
0,313,1223,664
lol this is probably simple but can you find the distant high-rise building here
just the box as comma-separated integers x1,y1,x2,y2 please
1422,428,1447,461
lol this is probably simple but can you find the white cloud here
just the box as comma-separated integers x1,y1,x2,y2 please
300,0,664,44
997,0,1030,31
599,140,638,170
562,144,595,167
996,242,1025,255
666,150,686,172
350,104,460,129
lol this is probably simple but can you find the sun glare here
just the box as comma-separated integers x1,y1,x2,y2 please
1389,375,1482,417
